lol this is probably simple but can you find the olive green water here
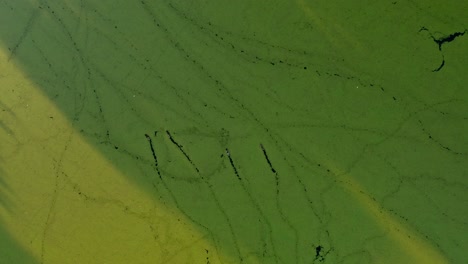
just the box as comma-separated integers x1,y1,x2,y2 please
1,0,467,263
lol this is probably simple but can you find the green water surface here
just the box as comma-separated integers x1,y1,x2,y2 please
0,0,467,263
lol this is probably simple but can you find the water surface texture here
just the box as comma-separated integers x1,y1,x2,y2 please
1,0,467,263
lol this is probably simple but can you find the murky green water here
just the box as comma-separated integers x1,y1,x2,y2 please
1,0,467,263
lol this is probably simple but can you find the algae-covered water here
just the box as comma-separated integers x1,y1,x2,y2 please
0,1,467,263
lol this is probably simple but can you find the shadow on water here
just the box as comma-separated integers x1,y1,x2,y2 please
2,1,310,262
0,222,38,264
1,0,465,263
0,167,37,263
1,0,326,261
